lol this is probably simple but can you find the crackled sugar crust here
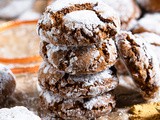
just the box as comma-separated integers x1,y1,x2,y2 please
40,39,117,75
40,90,115,120
133,13,160,35
38,62,118,99
37,0,120,46
116,31,160,100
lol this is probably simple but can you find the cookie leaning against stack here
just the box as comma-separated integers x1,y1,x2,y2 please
37,0,120,119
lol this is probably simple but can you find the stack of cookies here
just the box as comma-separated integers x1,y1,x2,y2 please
37,0,120,119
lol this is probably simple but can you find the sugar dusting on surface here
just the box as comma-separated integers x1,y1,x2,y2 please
135,13,160,34
71,69,113,86
0,106,41,120
41,90,62,104
63,10,105,36
83,94,112,110
104,0,134,22
136,32,160,45
0,64,15,79
48,0,100,12
117,31,160,101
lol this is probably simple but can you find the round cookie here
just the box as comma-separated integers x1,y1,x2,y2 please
40,91,115,120
0,106,41,120
133,13,160,35
40,39,118,75
116,31,160,100
37,0,120,46
104,0,141,30
38,62,118,99
137,0,160,12
0,64,16,103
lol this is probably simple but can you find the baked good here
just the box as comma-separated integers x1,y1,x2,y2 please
114,59,128,75
40,90,115,120
37,0,120,46
104,0,141,30
0,64,16,103
135,32,160,62
38,62,118,99
132,13,160,35
40,39,117,75
116,31,160,100
0,106,41,120
137,0,160,12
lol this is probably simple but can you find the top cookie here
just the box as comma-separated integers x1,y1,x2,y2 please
37,0,120,46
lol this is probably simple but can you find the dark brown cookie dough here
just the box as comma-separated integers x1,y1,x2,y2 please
37,0,120,46
40,39,117,75
105,0,141,30
40,91,115,120
132,13,160,35
38,62,118,99
0,64,16,103
137,0,160,12
116,31,160,100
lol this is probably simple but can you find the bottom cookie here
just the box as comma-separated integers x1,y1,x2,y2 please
40,90,115,120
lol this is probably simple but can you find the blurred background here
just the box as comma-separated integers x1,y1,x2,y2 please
0,0,53,22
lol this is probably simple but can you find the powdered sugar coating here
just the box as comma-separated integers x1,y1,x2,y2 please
38,62,118,99
105,0,135,22
63,10,105,36
136,32,160,46
104,0,140,30
37,0,120,46
0,106,41,120
116,31,160,100
84,94,112,110
133,13,160,35
40,39,117,75
0,64,15,79
48,0,99,12
136,32,160,66
40,90,115,120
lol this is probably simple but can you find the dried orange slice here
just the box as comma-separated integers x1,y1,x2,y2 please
0,20,41,74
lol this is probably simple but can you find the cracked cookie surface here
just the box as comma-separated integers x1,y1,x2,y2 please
37,0,120,46
116,31,160,100
40,90,115,120
40,39,117,75
38,62,118,99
